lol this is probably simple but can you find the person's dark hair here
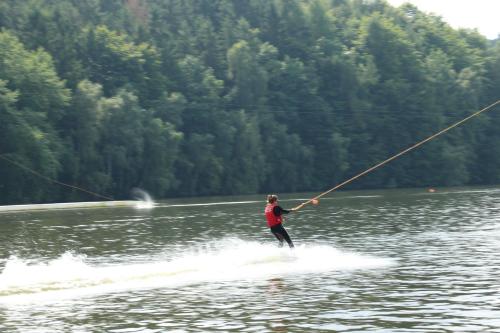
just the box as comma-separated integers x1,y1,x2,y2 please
267,194,278,203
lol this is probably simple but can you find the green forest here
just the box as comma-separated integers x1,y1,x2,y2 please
0,0,499,204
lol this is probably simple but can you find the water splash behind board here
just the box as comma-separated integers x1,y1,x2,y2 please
0,240,393,304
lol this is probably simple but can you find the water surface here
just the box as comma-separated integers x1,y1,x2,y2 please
1,187,500,332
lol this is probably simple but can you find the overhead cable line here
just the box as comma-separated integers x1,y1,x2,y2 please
293,99,500,211
0,154,114,201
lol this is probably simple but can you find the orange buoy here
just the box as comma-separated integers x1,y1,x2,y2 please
311,199,319,205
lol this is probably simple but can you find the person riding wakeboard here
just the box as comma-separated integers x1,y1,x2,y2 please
264,194,296,248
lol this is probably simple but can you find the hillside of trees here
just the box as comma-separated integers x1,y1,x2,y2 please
0,0,499,204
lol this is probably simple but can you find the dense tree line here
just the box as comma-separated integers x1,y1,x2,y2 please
0,0,499,204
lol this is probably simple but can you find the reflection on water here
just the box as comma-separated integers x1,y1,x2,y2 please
1,187,500,332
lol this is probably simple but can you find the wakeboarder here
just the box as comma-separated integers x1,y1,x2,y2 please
264,194,295,248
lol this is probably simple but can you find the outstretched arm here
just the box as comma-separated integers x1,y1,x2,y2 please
273,206,295,216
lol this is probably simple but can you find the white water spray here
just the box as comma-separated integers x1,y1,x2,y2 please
0,240,394,304
131,188,155,209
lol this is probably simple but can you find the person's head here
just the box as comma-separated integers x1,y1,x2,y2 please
267,194,278,204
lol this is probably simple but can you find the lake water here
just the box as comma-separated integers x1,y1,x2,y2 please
1,187,500,332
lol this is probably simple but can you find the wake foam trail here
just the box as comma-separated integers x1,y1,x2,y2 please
0,240,394,304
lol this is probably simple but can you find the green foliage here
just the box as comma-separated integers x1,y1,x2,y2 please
0,0,499,204
82,25,165,102
0,31,68,203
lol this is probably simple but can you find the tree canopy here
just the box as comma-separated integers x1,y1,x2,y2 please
0,0,499,204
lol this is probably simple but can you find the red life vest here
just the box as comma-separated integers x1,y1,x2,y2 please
265,203,282,227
